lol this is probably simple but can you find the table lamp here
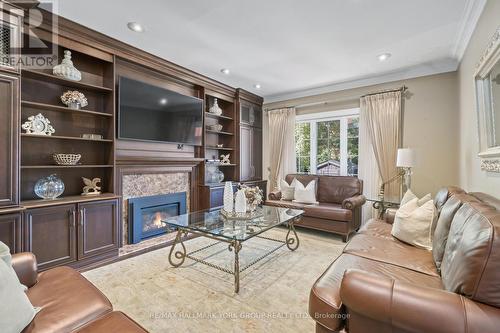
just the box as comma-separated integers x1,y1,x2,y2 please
397,148,415,193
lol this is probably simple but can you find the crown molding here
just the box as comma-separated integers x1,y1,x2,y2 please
452,0,487,60
263,59,458,104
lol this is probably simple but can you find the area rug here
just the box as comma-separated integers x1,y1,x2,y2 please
83,228,345,332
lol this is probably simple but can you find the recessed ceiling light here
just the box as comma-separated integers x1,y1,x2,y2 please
254,84,261,89
220,68,230,75
377,53,392,61
127,22,144,33
159,98,168,105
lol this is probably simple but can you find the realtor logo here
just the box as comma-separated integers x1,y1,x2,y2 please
0,0,59,69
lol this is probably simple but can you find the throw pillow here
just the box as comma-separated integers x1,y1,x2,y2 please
400,189,417,206
391,198,435,250
0,243,37,333
0,242,26,290
280,178,297,201
293,180,318,204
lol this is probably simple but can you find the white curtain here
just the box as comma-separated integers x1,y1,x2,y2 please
268,107,296,190
358,108,381,223
361,91,402,202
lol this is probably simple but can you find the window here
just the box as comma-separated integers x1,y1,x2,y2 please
295,109,359,176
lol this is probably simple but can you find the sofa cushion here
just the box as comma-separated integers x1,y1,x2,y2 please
358,219,393,239
303,203,352,222
76,311,147,333
441,202,500,307
391,198,435,250
309,253,442,332
24,267,112,333
317,176,362,204
344,233,439,276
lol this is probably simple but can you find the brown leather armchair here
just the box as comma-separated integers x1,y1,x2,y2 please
309,186,500,333
267,174,365,242
11,252,147,332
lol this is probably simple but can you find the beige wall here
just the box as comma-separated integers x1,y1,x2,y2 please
264,71,460,198
458,0,500,197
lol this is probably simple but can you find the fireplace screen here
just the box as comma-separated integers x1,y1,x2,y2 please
128,192,187,244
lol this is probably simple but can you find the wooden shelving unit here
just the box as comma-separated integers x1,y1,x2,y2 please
20,43,116,202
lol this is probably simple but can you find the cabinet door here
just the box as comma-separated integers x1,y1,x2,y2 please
77,199,118,260
240,101,251,125
251,105,263,128
24,205,77,270
252,127,263,179
240,125,252,181
0,212,21,253
0,73,19,207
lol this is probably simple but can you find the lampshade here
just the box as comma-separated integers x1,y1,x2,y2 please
397,148,415,168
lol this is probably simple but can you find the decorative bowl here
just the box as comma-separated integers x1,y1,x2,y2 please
34,174,65,199
53,153,81,165
209,124,223,132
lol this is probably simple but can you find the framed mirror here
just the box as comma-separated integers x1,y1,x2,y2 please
475,27,500,171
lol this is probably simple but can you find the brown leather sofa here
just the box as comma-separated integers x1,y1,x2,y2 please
309,186,500,333
11,252,147,333
267,174,365,242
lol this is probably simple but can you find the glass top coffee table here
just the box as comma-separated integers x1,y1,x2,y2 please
162,205,304,293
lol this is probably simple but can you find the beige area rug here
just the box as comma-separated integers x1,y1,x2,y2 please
83,228,345,333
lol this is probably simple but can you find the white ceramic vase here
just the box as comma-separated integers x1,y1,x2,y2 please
223,181,234,212
209,98,223,115
234,189,247,213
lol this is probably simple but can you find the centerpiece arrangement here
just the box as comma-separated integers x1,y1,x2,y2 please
221,181,264,219
61,90,88,110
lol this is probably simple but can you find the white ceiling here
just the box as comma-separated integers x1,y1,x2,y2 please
52,0,486,102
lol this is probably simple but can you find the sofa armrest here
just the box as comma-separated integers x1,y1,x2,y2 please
340,270,500,333
342,195,366,210
11,252,38,288
383,208,397,224
268,190,282,201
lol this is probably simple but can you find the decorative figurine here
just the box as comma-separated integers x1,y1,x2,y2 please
22,113,55,135
82,177,101,196
208,98,222,115
220,154,231,165
61,90,88,109
53,50,82,81
223,181,234,212
234,188,247,213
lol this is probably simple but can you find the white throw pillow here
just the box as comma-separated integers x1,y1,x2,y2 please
391,198,435,250
400,189,432,207
280,178,297,201
0,243,37,333
293,180,318,204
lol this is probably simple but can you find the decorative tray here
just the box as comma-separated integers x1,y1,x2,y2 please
220,209,263,220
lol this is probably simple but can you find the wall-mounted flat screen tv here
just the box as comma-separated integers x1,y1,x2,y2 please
118,76,203,146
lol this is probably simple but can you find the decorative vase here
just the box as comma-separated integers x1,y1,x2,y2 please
223,181,234,212
235,189,247,213
209,98,222,115
68,101,81,110
53,50,82,81
34,174,65,200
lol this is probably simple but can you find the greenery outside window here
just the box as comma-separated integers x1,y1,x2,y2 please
295,109,359,176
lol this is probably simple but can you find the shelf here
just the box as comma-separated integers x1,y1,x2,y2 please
22,101,113,117
205,146,234,151
21,193,120,209
205,112,233,120
21,133,113,142
206,130,234,136
22,69,113,93
21,165,114,169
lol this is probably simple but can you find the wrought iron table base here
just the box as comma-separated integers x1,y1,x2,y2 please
167,220,300,293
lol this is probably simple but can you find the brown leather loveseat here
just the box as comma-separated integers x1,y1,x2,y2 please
267,174,365,241
309,186,500,333
11,252,147,332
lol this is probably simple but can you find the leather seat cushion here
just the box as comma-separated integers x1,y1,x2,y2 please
358,219,394,239
25,267,112,333
344,234,439,276
304,203,352,222
317,176,362,204
76,312,147,333
309,253,443,331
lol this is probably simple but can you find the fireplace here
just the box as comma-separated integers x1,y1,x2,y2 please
128,192,187,244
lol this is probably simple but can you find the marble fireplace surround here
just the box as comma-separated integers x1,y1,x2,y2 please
116,161,201,255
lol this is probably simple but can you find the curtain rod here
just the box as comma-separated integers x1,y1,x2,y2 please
360,85,407,98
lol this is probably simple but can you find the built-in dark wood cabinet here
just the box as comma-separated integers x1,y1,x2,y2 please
239,124,263,182
0,73,19,207
0,212,22,253
77,199,118,260
23,198,119,270
24,204,77,270
240,100,262,128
